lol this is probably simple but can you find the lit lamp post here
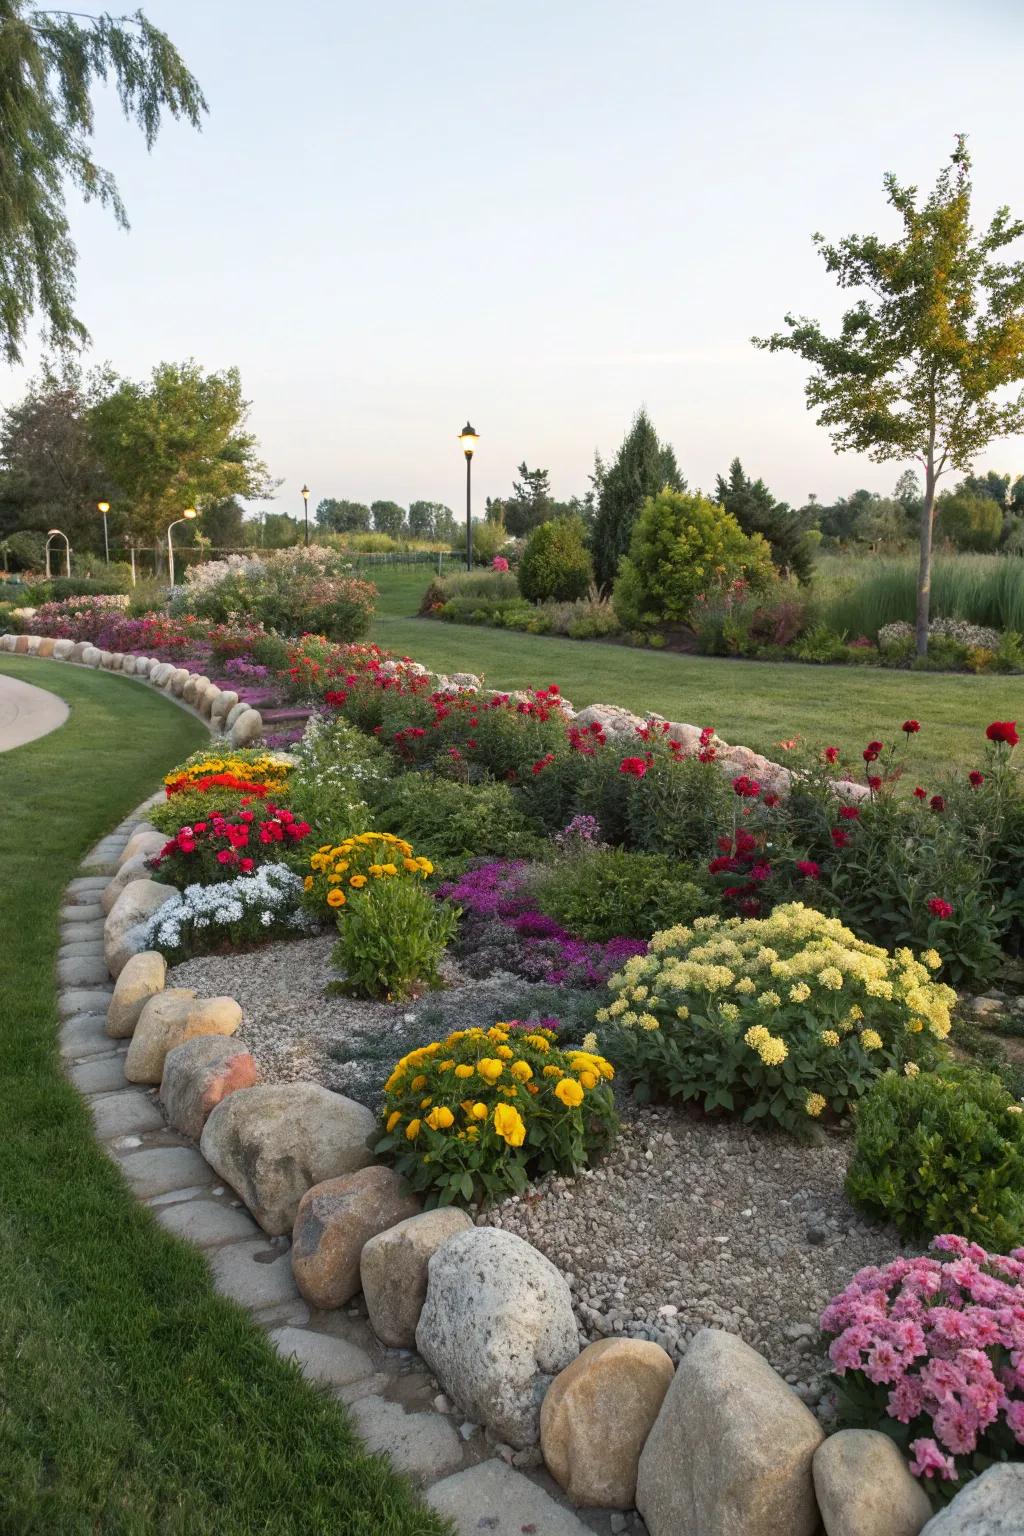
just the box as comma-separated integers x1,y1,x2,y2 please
97,500,111,564
45,528,71,579
301,484,310,546
167,507,198,588
458,422,479,571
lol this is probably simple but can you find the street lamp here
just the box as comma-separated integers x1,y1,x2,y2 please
97,501,111,564
45,528,71,579
167,507,198,588
301,484,310,546
458,422,479,571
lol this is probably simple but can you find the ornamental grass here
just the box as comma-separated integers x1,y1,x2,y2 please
375,1023,618,1205
601,902,956,1137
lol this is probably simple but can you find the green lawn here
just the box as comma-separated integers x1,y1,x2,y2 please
367,566,1015,779
0,656,448,1536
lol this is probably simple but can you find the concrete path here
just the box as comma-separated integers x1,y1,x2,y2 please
0,672,69,752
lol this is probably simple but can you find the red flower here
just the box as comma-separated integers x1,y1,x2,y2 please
763,792,780,808
866,740,883,753
930,795,945,813
749,863,772,882
969,770,984,788
239,857,255,873
867,775,882,792
732,774,761,798
839,805,860,821
986,720,1019,746
796,860,820,880
927,898,953,920
619,756,649,778
902,720,921,734
824,746,840,764
913,786,927,799
708,856,737,874
863,748,879,763
831,828,850,848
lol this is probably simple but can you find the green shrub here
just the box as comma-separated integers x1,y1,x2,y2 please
533,848,714,941
330,876,458,1001
626,753,733,860
368,774,540,863
451,520,508,566
518,516,594,603
602,904,955,1137
846,1064,1024,1248
790,624,848,663
419,569,521,614
375,1024,618,1205
287,714,391,847
936,490,1004,552
612,490,775,628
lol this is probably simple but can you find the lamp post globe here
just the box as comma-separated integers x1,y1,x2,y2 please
97,500,111,564
458,422,479,571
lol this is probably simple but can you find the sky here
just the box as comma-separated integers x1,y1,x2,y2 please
4,0,1024,520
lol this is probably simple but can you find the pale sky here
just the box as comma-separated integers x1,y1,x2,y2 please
4,0,1024,518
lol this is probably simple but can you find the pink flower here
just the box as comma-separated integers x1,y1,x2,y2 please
908,1438,957,1481
887,1376,925,1423
1006,1399,1024,1444
796,860,820,880
933,1402,979,1456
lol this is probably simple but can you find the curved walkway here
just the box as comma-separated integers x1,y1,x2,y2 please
0,671,69,751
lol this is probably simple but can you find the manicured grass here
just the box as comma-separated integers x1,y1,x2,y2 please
368,568,1016,778
0,657,449,1536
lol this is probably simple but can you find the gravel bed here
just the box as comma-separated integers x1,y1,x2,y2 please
167,934,534,1106
479,1105,906,1412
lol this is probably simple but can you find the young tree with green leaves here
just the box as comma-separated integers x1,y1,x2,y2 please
88,361,271,549
0,360,112,547
315,499,371,534
0,4,206,363
755,137,1024,654
590,409,684,589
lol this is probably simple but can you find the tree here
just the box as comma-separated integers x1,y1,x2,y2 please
198,497,246,548
315,498,371,534
755,137,1024,654
259,511,300,548
503,463,554,537
714,457,815,582
590,410,684,589
853,497,914,549
0,5,206,364
936,489,1004,551
517,516,593,602
371,499,406,538
960,470,1010,506
408,500,451,539
88,361,272,548
0,360,113,549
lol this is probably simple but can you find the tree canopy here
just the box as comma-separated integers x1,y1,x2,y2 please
0,4,206,363
590,409,684,589
0,360,111,544
755,137,1024,652
315,498,371,533
714,457,816,582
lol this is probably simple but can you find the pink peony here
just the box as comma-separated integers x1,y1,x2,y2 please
909,1438,958,1480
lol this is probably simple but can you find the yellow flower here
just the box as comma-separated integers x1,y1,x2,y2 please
425,1106,454,1131
510,1060,533,1082
744,1024,770,1049
386,1110,401,1131
495,1045,514,1061
403,858,420,873
487,1026,510,1042
757,1036,788,1067
757,991,781,1008
524,1034,550,1051
907,1017,925,1034
719,1002,739,1023
349,874,367,888
733,977,756,996
904,1062,920,1077
405,1118,421,1140
303,875,314,891
805,1092,826,1118
860,1029,883,1051
789,982,811,1004
820,1029,840,1048
420,1097,432,1109
326,888,347,908
454,1063,474,1079
476,1058,504,1083
380,862,398,876
675,1005,689,1021
469,1101,488,1120
554,1077,584,1108
410,1075,427,1091
542,1064,563,1079
491,1103,526,1146
922,949,942,971
819,967,844,991
579,1070,598,1090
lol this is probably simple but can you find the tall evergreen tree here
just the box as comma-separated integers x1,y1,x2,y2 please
503,463,553,536
714,458,816,582
590,409,683,589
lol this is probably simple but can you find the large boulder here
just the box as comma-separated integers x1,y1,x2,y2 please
101,854,154,914
571,702,646,738
225,701,248,731
229,708,263,747
541,1338,675,1510
636,1328,824,1536
160,1035,259,1140
124,993,241,1085
200,1083,376,1236
117,826,166,868
52,638,75,659
919,1465,1024,1534
415,1227,579,1448
291,1166,421,1309
106,950,168,1038
169,667,190,696
813,1430,932,1536
103,879,177,978
210,690,238,727
361,1207,474,1347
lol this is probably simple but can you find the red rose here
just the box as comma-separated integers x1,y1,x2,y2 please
969,771,984,788
796,860,820,880
862,748,879,763
913,786,927,799
824,746,840,764
839,805,860,821
930,794,945,812
986,720,1019,746
927,897,953,920
902,720,921,734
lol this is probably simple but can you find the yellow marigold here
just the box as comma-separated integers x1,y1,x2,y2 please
922,949,942,971
492,1103,526,1147
349,874,367,888
410,1074,427,1091
495,1045,514,1061
425,1106,454,1131
488,1026,509,1041
510,1060,533,1082
579,1070,598,1090
386,1110,401,1131
420,1097,432,1109
379,862,398,876
437,1059,455,1072
789,982,811,1004
303,874,314,891
757,1036,788,1066
524,1034,550,1051
405,1118,421,1140
554,1077,584,1108
468,1101,488,1120
860,1029,883,1051
820,1029,840,1048
326,888,347,909
543,1064,563,1079
454,1064,474,1079
476,1058,504,1083
805,1092,826,1118
334,861,350,874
